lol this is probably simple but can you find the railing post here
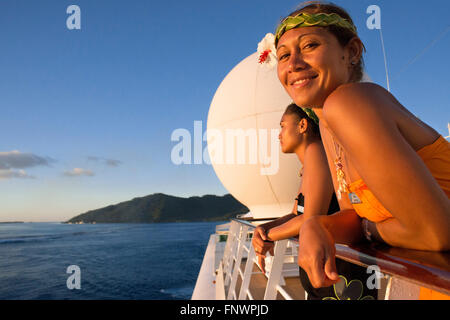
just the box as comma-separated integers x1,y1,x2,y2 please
222,221,237,267
264,239,288,300
222,221,239,286
238,238,257,300
227,225,249,300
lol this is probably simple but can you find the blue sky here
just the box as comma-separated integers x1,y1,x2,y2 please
0,0,449,221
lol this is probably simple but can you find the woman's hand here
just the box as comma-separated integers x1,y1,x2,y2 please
252,226,274,274
298,216,340,288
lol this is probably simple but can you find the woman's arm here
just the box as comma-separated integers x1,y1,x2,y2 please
317,209,364,244
266,141,335,241
323,82,450,251
375,216,450,250
253,141,337,273
266,215,304,241
253,191,301,245
297,209,363,288
252,213,297,274
252,176,304,274
294,123,370,288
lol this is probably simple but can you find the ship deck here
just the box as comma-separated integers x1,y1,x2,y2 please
226,259,306,300
192,218,450,300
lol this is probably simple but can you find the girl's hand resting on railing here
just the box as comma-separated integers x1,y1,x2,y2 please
252,226,274,274
298,216,341,288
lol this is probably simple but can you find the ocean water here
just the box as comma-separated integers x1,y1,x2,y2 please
0,221,222,300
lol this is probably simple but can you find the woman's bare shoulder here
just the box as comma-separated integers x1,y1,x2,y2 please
322,82,439,148
304,140,328,169
323,82,392,121
305,140,326,156
328,82,389,99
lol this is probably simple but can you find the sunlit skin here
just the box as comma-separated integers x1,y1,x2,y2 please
251,113,334,274
276,27,450,288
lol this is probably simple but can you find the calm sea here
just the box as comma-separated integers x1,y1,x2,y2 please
0,221,222,300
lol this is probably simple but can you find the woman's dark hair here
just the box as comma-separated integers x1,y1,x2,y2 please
283,103,320,137
278,1,366,82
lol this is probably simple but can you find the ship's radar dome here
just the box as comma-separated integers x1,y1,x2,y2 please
207,52,301,218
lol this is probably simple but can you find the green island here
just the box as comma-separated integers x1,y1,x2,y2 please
65,193,249,224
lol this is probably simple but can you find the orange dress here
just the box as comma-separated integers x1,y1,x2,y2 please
345,136,450,300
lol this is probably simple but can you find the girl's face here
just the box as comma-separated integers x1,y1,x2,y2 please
279,113,303,153
276,27,352,108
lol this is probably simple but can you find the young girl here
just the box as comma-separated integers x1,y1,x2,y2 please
273,1,450,293
252,104,377,300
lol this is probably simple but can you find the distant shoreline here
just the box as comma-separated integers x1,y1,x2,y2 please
0,221,24,224
63,219,231,225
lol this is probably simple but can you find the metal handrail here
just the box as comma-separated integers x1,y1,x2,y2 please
231,217,275,229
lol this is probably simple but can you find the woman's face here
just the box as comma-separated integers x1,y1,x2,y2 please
276,27,352,108
279,113,303,153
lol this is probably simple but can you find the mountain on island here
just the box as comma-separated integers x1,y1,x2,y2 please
65,193,249,224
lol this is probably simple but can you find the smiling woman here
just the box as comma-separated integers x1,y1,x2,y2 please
275,8,365,108
271,1,450,298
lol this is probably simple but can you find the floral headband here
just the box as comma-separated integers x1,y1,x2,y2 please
274,12,357,46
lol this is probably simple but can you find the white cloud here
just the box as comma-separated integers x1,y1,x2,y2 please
87,156,122,167
0,169,35,180
0,150,54,170
105,159,122,167
63,168,95,177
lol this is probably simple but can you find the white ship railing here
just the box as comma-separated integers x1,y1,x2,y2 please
216,218,450,300
220,219,302,300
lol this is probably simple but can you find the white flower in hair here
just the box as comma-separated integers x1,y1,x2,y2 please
257,33,277,68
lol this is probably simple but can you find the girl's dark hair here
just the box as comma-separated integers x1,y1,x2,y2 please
278,1,366,82
283,103,320,137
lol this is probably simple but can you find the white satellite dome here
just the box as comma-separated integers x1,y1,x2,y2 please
207,52,301,218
